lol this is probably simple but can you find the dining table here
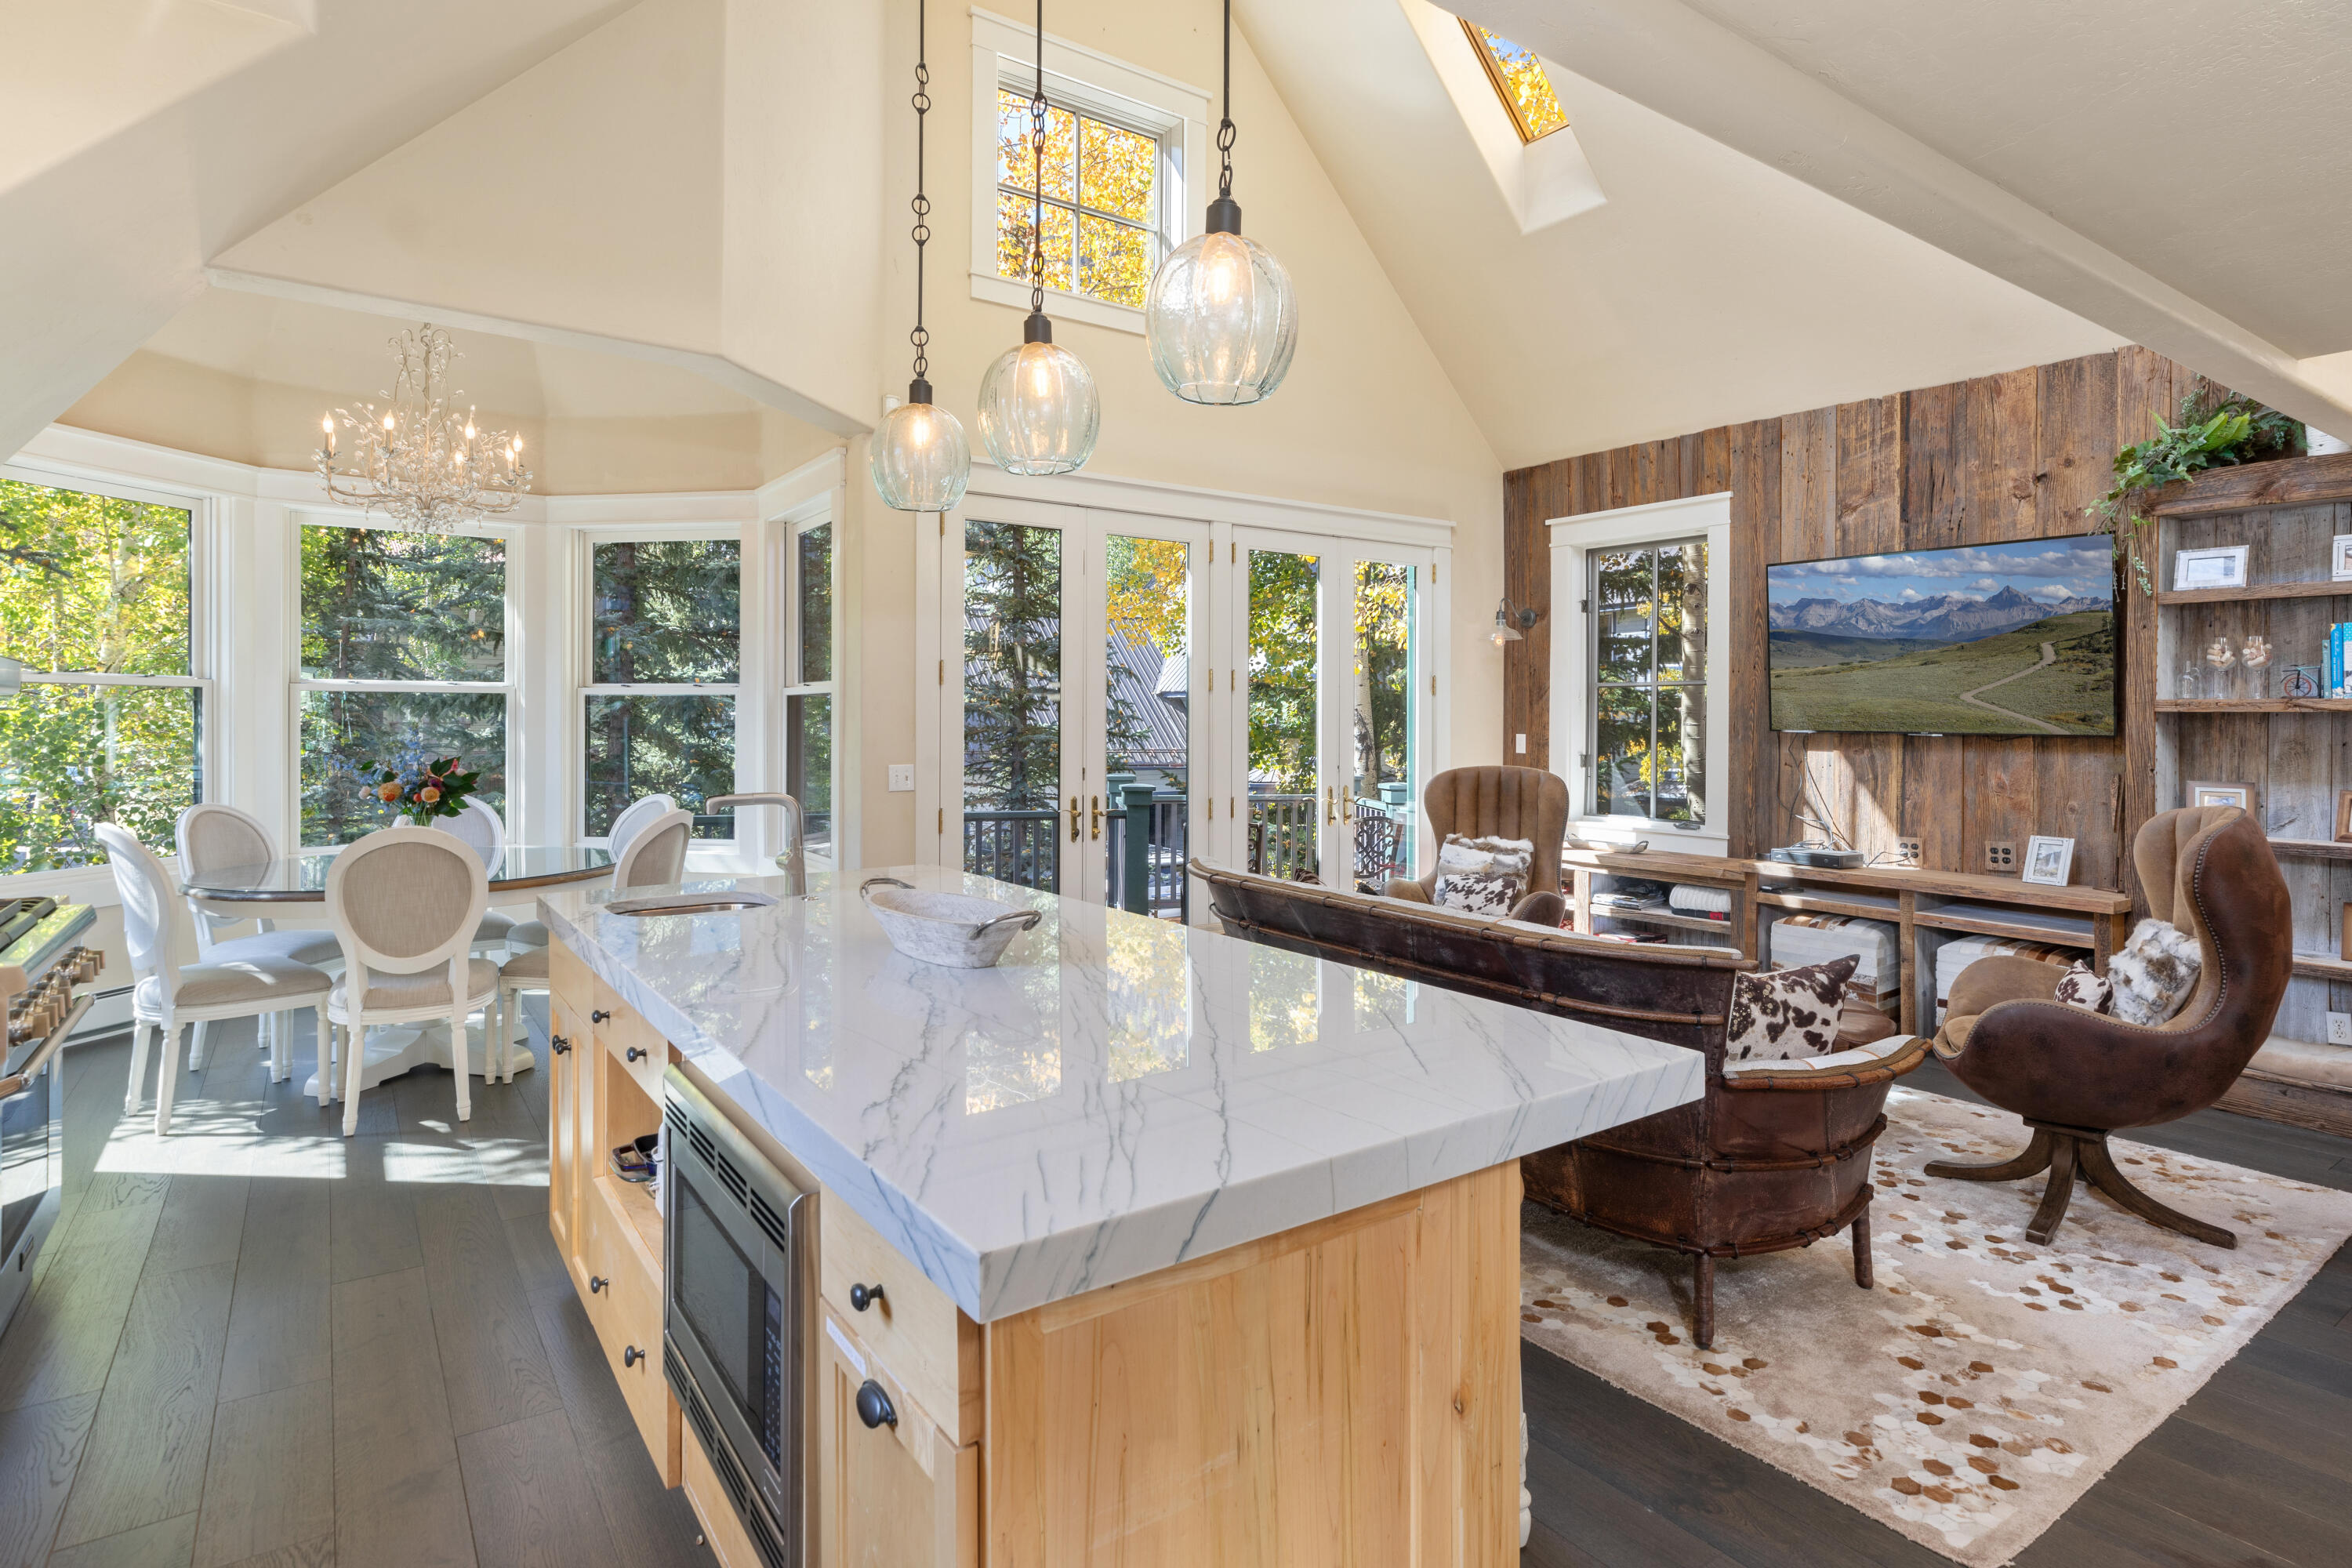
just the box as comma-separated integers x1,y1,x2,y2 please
179,844,615,1095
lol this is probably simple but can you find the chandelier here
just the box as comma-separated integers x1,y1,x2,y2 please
315,324,530,531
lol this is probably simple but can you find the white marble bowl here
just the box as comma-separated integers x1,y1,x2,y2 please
859,877,1042,968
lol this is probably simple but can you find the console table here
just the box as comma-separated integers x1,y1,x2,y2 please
1561,848,2134,1036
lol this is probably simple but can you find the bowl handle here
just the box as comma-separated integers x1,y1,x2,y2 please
859,876,914,904
971,909,1044,939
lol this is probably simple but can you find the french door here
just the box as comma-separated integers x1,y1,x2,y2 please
935,503,1439,921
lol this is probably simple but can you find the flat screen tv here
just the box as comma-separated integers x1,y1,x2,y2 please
1767,533,2117,736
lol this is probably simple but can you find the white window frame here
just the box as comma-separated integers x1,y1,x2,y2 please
289,511,517,850
1396,0,1604,236
969,5,1210,337
779,505,839,870
1548,492,1731,856
0,463,216,889
572,523,746,846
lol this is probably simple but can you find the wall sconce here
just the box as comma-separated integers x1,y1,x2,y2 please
1490,597,1541,647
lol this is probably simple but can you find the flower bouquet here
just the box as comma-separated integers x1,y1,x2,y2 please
361,756,484,828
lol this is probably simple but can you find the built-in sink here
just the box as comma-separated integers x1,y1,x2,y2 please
606,891,779,917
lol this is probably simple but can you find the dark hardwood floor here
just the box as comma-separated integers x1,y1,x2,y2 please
0,1009,714,1568
1521,1058,2352,1568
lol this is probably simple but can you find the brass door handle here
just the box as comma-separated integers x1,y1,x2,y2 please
1091,795,1103,840
1324,786,1336,824
1342,793,1354,822
1068,795,1080,843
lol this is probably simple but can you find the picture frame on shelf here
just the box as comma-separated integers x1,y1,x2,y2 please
2334,534,2352,582
2173,545,2249,591
2020,836,2076,887
2187,780,2256,813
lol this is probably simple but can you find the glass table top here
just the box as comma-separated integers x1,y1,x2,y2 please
183,845,614,902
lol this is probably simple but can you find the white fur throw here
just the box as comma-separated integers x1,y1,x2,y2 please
2107,918,2201,1026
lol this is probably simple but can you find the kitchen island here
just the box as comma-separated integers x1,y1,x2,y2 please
535,866,1705,1567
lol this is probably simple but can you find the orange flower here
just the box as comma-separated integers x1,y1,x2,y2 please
376,782,401,803
417,786,441,804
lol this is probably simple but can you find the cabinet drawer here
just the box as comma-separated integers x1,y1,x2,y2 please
818,1193,980,1446
816,1302,977,1568
550,936,593,1014
581,1178,679,1483
593,978,670,1101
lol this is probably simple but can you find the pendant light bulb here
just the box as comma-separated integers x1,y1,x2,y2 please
873,0,972,514
978,0,1100,477
1145,1,1298,405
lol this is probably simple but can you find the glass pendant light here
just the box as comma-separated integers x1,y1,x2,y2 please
976,0,1100,476
872,0,971,513
1144,0,1298,405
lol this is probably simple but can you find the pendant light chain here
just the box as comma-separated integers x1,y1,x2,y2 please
1215,0,1234,201
1029,0,1048,316
909,0,933,385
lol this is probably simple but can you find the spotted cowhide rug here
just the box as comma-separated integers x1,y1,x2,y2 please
1519,1087,2352,1566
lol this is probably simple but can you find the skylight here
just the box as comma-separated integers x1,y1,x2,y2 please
1461,20,1566,143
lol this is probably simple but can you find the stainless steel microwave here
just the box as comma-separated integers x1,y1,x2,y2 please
661,1068,815,1568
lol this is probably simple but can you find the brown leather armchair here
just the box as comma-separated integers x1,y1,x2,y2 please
1925,806,2292,1248
1383,765,1570,925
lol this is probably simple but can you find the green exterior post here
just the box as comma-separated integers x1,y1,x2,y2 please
1121,782,1156,914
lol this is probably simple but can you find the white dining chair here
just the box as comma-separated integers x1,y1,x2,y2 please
504,791,674,954
98,824,333,1134
416,798,517,954
175,803,342,1080
326,826,495,1136
493,808,693,1080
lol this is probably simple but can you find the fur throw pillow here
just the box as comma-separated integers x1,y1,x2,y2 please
2054,960,2114,1014
1437,833,1534,877
1433,833,1532,914
1729,956,1858,1062
2108,918,2200,1026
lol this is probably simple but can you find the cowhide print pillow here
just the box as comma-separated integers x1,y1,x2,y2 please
1728,956,1859,1062
2108,917,2200,1026
1435,868,1523,916
2054,960,2114,1015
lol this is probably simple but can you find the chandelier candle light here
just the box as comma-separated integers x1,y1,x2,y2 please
315,324,529,532
872,0,973,513
975,0,1100,476
1144,0,1298,405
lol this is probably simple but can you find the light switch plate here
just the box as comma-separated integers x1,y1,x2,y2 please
1896,837,1922,867
1515,733,1527,754
2329,1011,2352,1046
887,763,915,793
1985,840,2016,873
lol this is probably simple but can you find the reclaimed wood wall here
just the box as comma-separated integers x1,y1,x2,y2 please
1502,347,2194,906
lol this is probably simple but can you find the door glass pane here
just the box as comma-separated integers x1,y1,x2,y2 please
1247,549,1319,884
797,524,833,684
583,694,735,837
0,684,201,873
301,689,506,846
964,521,1062,891
787,691,833,864
1351,561,1417,886
300,526,505,681
590,539,739,683
1103,535,1189,917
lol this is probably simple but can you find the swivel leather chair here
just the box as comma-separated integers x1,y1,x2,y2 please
1925,806,2291,1248
1383,765,1570,925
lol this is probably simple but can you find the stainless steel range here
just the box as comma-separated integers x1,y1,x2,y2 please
1,898,100,1337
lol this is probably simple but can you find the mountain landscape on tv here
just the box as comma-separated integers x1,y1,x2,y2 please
1767,536,2117,736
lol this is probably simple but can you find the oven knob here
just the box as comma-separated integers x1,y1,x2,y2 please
855,1379,897,1430
589,1275,608,1294
624,1345,645,1368
848,1282,886,1312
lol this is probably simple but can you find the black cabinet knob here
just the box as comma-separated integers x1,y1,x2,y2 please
550,1035,572,1054
588,1275,607,1294
626,1046,648,1062
591,1009,612,1023
848,1282,886,1312
623,1345,644,1368
855,1379,896,1429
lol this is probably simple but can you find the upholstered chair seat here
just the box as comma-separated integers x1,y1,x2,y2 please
133,959,329,1014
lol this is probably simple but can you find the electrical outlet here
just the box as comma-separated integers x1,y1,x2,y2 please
887,763,915,793
1985,840,2016,873
1895,837,1922,867
2329,1011,2352,1046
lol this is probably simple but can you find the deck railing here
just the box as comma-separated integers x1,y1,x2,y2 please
960,808,1060,890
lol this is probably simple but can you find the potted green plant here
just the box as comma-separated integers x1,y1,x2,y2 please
2093,379,2304,592
361,756,485,828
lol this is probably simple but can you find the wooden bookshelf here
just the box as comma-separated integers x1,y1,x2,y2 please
2156,579,2352,606
2157,698,2352,713
2267,838,2352,861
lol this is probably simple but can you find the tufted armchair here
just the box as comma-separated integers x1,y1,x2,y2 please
1383,765,1571,925
1926,806,2291,1247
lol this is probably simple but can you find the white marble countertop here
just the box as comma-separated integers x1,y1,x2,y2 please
539,865,1704,1322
